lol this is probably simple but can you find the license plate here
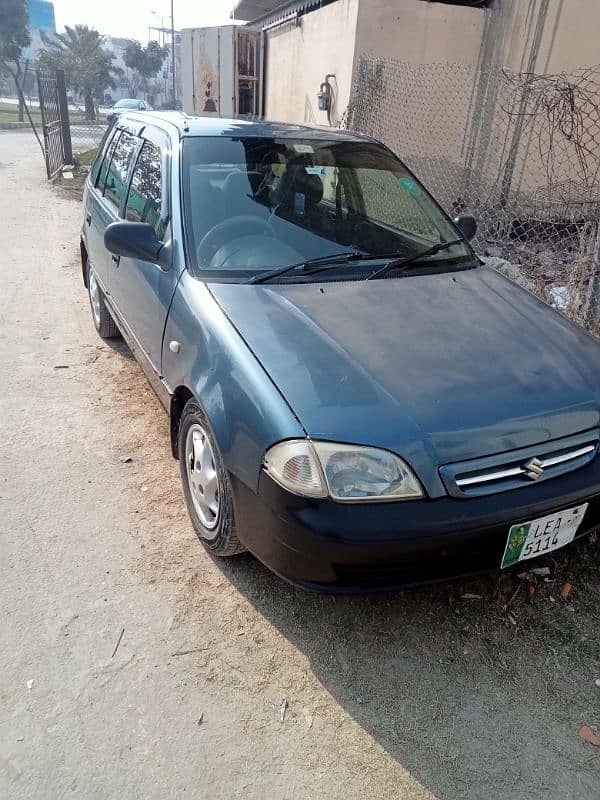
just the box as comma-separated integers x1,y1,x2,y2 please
501,503,588,569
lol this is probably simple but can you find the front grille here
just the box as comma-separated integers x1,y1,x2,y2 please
440,430,599,498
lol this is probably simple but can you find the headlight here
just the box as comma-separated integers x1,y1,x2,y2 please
263,440,424,501
313,441,423,501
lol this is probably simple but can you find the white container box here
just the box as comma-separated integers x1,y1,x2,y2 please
181,25,262,117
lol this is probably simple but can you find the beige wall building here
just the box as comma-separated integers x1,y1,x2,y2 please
262,0,359,126
233,0,597,128
230,0,600,240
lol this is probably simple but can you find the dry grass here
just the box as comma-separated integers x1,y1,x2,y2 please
0,100,87,124
51,150,95,197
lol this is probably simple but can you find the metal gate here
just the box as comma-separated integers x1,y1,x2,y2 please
36,68,73,179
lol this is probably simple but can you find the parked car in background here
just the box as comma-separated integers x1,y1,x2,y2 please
106,99,152,126
80,112,600,591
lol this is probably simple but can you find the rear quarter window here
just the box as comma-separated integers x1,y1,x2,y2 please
90,126,116,186
96,131,121,193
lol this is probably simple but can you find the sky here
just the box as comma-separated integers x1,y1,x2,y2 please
51,0,237,42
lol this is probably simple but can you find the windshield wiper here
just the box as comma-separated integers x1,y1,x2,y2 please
249,251,363,284
248,249,407,285
248,240,467,285
365,239,467,281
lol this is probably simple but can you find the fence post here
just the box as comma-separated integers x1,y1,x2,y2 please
56,69,73,165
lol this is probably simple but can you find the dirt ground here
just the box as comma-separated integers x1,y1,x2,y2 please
1,131,599,800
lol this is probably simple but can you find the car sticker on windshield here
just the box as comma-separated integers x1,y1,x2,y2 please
292,144,315,154
400,177,420,195
294,192,306,215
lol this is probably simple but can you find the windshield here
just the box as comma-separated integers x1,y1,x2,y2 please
115,99,140,109
182,136,474,281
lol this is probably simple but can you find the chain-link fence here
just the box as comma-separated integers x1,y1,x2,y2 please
68,122,105,159
344,56,600,331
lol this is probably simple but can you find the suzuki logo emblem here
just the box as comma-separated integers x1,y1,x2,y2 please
524,457,544,481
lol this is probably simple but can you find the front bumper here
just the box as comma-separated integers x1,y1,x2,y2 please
231,459,600,592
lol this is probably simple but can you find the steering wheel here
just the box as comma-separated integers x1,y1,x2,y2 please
196,215,273,266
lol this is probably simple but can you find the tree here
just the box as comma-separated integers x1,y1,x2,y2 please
145,78,163,108
123,40,168,100
0,0,31,121
38,25,121,121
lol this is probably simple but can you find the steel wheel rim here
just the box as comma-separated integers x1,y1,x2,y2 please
185,423,220,534
89,270,101,327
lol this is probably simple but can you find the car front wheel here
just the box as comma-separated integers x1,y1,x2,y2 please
178,399,246,556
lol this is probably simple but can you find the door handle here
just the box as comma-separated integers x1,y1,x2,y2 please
85,213,91,225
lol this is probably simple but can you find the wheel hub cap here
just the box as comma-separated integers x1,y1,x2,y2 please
185,424,220,533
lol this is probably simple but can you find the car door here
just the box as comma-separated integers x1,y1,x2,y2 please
85,126,139,292
109,126,180,377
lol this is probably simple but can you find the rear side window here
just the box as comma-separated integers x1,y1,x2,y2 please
103,131,138,211
125,141,165,238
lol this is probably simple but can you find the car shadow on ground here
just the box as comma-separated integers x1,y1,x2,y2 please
102,336,135,361
214,539,599,800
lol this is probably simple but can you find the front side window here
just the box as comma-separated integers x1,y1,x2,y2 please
125,141,165,238
181,136,474,282
103,131,138,211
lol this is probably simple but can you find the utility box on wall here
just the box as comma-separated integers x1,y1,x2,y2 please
181,25,262,117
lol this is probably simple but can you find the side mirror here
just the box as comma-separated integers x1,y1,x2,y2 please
454,214,477,242
104,221,170,268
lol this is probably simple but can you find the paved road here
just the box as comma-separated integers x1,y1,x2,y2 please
1,132,598,800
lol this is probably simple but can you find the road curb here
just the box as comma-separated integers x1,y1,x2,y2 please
0,122,32,130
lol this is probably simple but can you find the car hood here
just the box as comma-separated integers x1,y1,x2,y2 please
210,267,600,494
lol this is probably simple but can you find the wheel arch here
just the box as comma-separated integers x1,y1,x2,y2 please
170,385,195,459
163,278,306,493
168,371,304,495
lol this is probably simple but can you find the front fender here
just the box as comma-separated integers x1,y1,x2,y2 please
162,271,305,493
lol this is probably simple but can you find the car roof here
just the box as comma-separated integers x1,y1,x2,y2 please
117,111,374,143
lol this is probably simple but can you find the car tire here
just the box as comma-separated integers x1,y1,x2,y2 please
87,261,120,339
178,399,246,557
